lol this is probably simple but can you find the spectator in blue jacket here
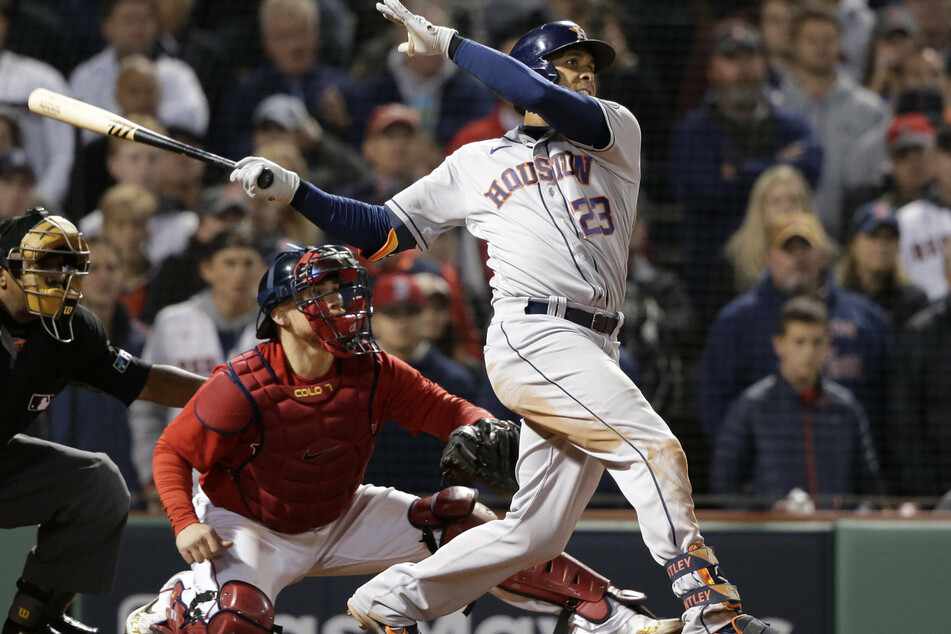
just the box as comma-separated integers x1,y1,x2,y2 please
669,17,823,311
213,0,354,159
698,214,895,478
711,296,881,507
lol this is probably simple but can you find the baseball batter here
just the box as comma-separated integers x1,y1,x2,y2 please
126,245,679,634
230,3,778,633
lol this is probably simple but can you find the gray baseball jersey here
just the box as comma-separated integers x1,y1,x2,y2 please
385,99,641,313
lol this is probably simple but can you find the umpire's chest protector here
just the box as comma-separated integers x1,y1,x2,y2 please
205,348,380,534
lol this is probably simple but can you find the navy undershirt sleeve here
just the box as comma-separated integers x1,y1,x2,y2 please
451,37,611,149
291,182,398,254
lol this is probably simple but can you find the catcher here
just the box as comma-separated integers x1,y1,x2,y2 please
126,245,681,634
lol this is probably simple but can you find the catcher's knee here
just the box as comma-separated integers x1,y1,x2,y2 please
408,486,497,553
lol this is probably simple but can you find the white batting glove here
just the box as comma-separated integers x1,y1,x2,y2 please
230,156,300,204
376,0,457,57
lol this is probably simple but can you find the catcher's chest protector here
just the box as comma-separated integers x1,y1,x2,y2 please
205,347,379,533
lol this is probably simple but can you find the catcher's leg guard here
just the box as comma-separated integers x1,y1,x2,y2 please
157,580,280,634
409,488,660,632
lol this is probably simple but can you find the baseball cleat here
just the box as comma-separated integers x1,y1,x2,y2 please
616,614,684,634
124,597,165,634
37,614,99,634
714,614,780,633
346,600,419,634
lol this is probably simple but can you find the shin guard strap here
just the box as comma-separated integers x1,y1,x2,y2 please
664,547,719,582
680,584,741,612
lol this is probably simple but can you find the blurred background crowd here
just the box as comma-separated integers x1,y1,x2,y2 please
5,0,951,514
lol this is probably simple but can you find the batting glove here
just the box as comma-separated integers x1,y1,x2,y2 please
230,156,300,205
376,0,457,57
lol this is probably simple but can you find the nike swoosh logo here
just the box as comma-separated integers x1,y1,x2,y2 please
490,145,513,154
303,445,341,461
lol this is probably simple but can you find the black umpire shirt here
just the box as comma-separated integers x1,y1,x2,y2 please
1,303,151,446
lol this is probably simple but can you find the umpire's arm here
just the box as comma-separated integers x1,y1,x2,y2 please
137,364,206,408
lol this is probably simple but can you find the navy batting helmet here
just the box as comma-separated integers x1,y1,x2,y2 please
509,21,615,83
255,245,378,357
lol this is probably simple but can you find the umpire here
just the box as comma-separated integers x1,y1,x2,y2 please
0,208,205,634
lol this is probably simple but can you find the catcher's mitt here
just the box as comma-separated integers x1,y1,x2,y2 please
440,418,520,495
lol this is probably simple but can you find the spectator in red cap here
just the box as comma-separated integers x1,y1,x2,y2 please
338,104,426,205
844,111,938,218
363,271,487,494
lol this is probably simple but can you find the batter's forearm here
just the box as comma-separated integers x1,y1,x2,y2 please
291,182,405,257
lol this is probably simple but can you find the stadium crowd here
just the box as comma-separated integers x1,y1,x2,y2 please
5,0,951,512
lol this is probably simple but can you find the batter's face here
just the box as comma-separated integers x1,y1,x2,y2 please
548,48,597,97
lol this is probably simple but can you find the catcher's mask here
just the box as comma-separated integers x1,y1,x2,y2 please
0,208,90,342
256,245,379,357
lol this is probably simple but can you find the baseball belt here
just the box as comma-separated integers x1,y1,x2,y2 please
524,300,619,335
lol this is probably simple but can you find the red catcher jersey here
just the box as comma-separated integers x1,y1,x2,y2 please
154,341,490,534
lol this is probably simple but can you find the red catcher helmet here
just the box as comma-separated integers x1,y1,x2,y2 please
509,21,616,83
0,208,90,342
256,245,378,357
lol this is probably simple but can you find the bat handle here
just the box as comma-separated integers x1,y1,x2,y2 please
257,168,274,189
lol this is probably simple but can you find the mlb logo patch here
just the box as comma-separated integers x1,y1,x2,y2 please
113,349,133,373
28,394,54,412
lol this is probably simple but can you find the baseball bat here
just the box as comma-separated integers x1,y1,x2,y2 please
27,88,273,188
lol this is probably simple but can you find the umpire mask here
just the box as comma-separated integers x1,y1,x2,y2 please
0,208,90,342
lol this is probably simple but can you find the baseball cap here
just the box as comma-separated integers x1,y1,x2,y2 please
875,5,921,40
847,200,899,240
365,104,420,139
255,94,310,130
711,18,761,56
0,148,35,183
886,113,936,154
770,213,824,249
200,185,249,219
413,272,451,299
894,87,944,127
372,272,425,312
